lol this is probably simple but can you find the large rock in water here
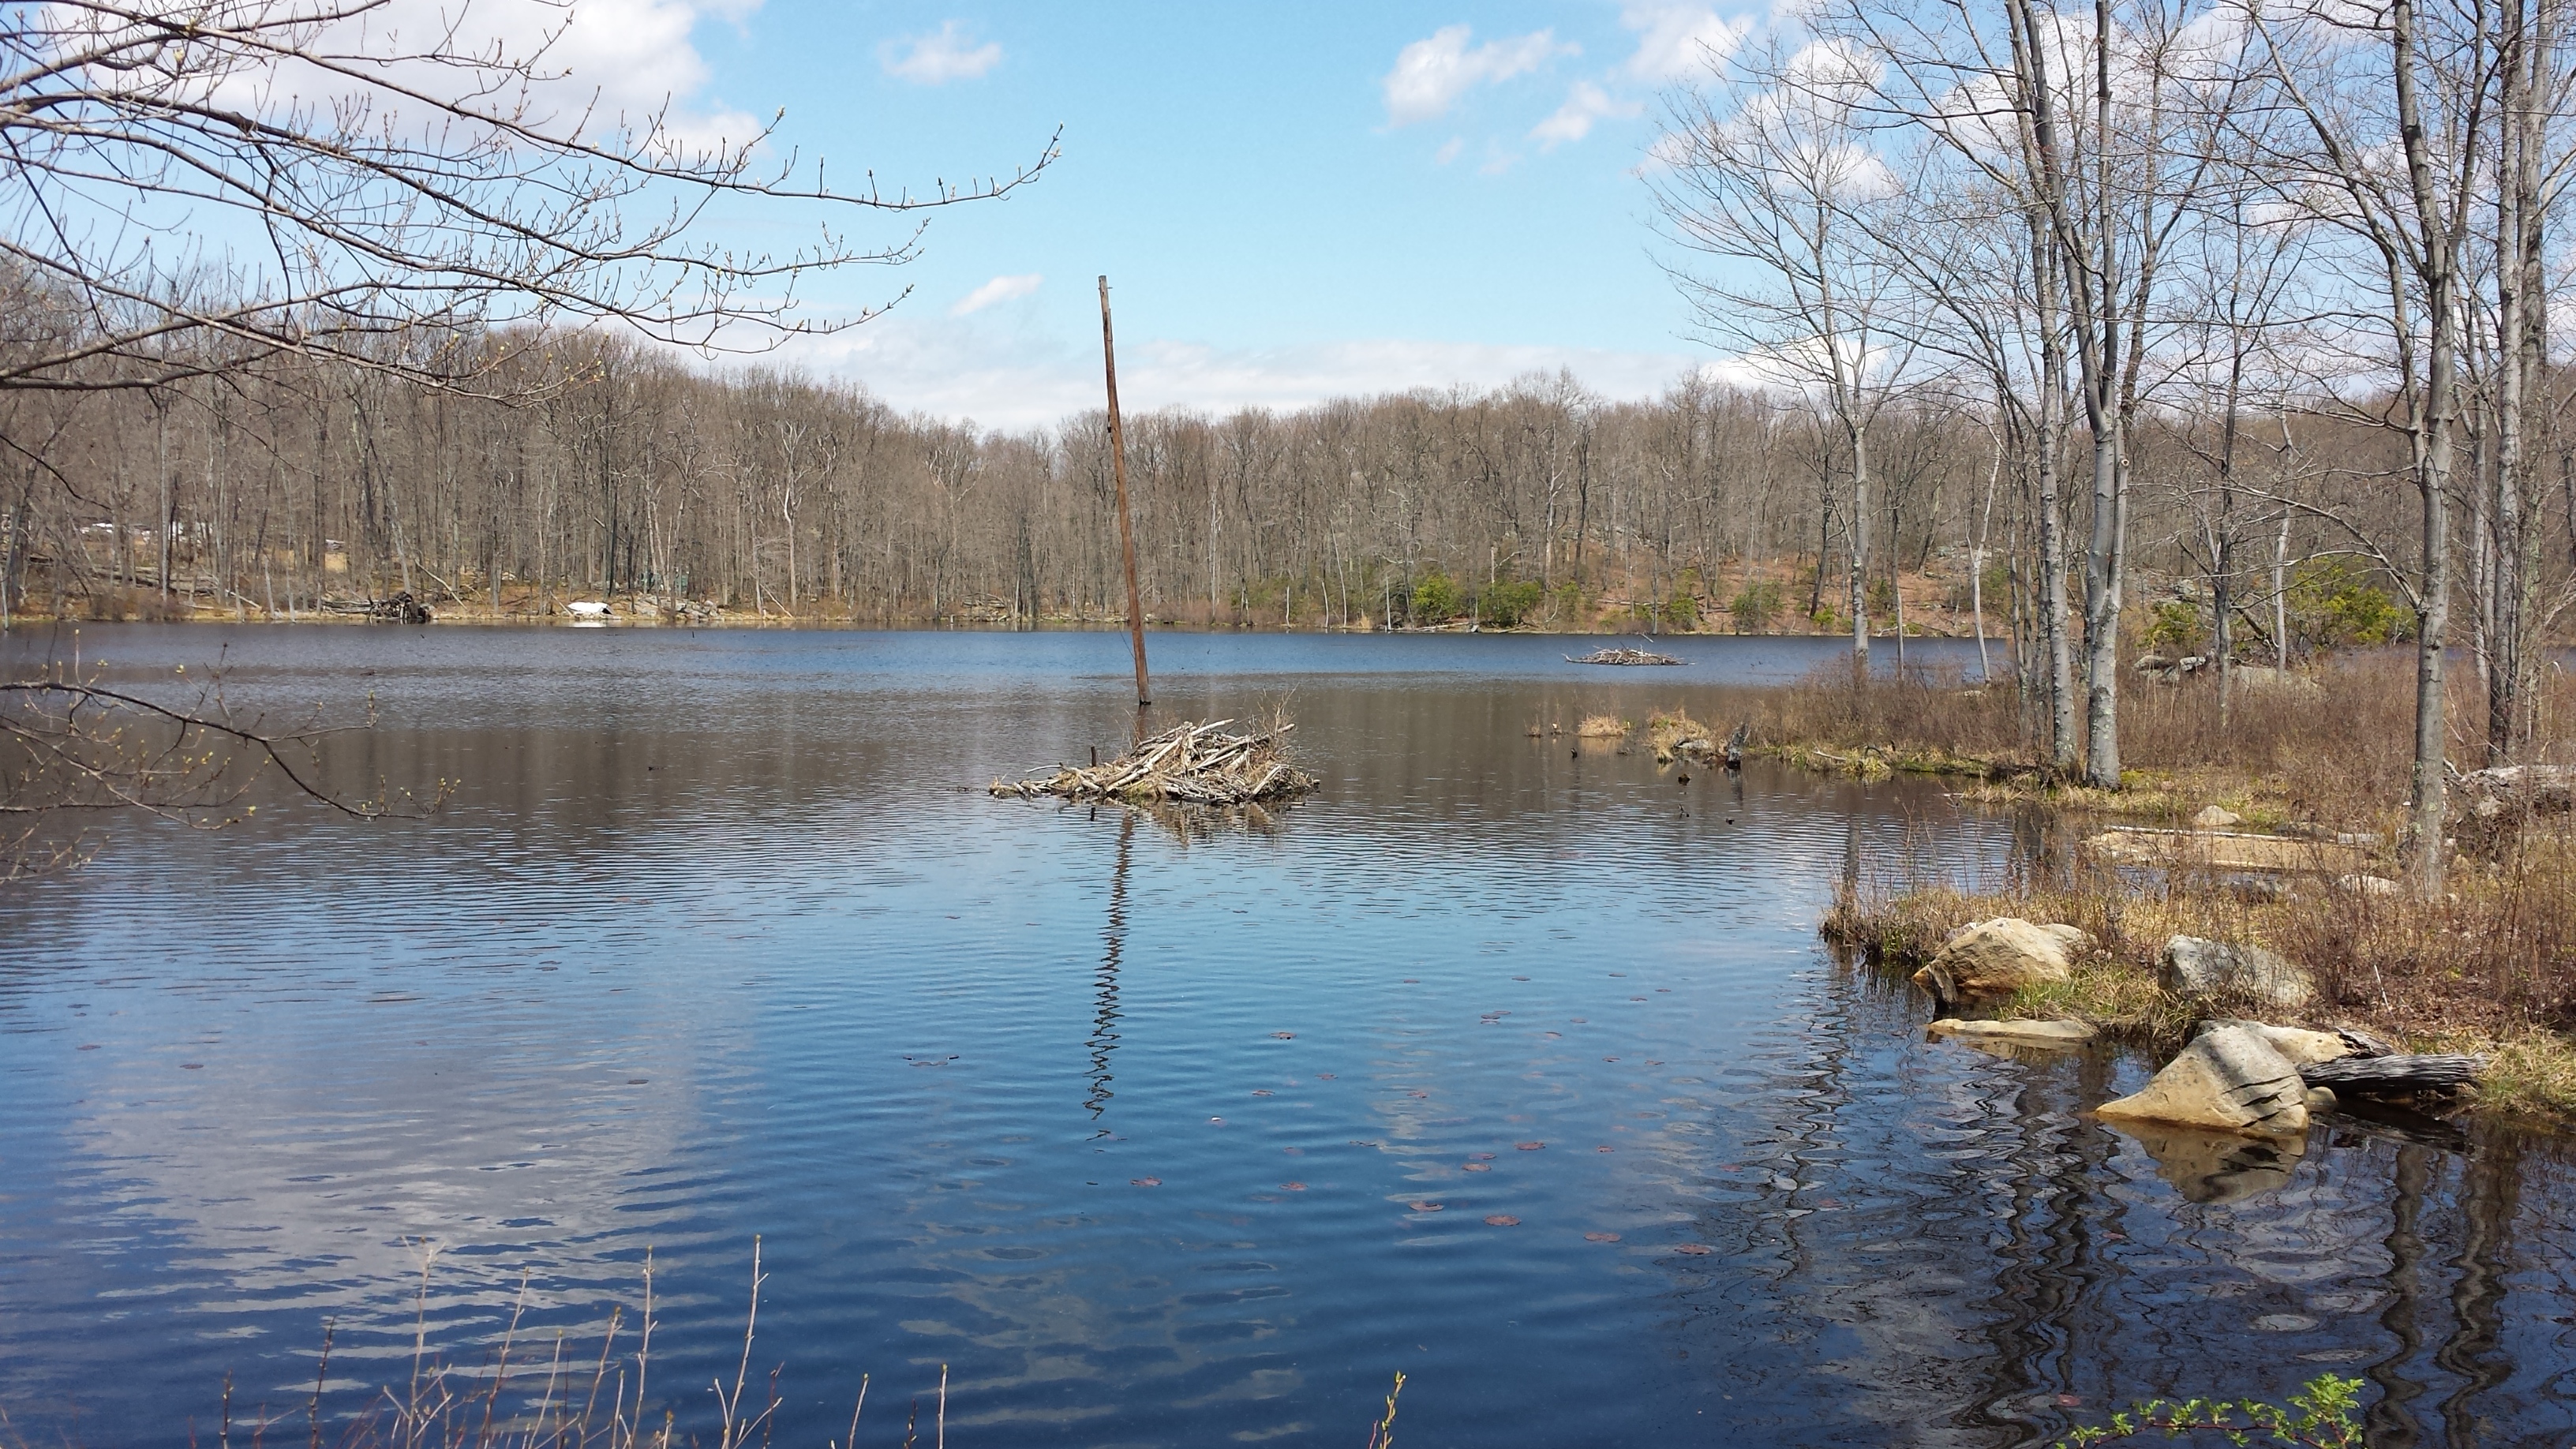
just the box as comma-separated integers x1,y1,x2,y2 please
1911,919,2092,1002
2159,935,2316,1009
2196,1017,2353,1068
2095,1024,2310,1136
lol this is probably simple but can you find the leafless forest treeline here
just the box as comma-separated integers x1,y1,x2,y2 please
6,0,2576,892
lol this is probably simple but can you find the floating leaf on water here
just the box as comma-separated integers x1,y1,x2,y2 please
1485,1215,1521,1226
1251,1089,1274,1096
1544,1031,1562,1039
1609,973,1626,978
1585,1232,1620,1242
1604,1057,1619,1063
1282,1182,1307,1191
1570,1018,1588,1024
1282,1147,1304,1155
1630,996,1649,1002
1316,1073,1335,1080
1402,979,1419,984
2054,1395,2083,1408
1657,987,1672,993
1646,1060,1664,1066
180,1063,204,1070
1469,1152,1497,1160
1209,1117,1226,1125
1408,1091,1429,1099
1410,1201,1443,1212
1512,975,1531,981
1271,1032,1295,1039
1133,1177,1162,1187
1597,1145,1614,1152
1515,1142,1544,1151
77,1044,99,1051
1462,1163,1492,1172
1675,1243,1712,1256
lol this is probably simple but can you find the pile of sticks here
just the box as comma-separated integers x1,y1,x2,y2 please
1567,645,1683,666
990,719,1320,805
320,590,433,623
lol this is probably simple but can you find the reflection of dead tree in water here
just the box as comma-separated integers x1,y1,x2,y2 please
2,657,446,878
2432,1132,2520,1441
1087,811,1135,1132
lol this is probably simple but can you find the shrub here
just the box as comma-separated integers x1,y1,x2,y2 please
1410,571,1463,624
2289,558,2408,652
2145,599,2205,656
1478,578,1544,628
1730,579,1783,632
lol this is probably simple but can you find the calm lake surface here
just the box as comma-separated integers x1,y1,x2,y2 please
2,625,2572,1447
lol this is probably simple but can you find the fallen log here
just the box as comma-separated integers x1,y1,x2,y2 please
990,719,1320,805
1566,646,1685,666
2299,1054,2485,1095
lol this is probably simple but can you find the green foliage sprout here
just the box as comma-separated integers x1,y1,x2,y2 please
2056,1373,2364,1449
1410,571,1463,624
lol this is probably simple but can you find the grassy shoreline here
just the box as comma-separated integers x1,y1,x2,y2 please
1749,662,2576,1124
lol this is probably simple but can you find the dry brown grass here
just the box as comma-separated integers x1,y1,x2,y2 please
1757,653,2576,833
1825,843,2576,1118
1576,713,1629,739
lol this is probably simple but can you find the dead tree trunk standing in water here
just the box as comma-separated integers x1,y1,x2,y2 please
1099,278,1151,710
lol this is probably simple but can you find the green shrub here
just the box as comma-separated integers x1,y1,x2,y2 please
2289,559,2408,652
1730,579,1784,632
2145,599,2205,655
1411,571,1464,624
1477,578,1544,627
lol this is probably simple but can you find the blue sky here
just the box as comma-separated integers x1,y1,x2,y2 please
656,4,1748,425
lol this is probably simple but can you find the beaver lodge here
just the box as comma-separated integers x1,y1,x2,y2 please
1567,645,1683,666
990,719,1320,805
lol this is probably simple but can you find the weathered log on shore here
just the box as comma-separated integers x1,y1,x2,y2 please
2298,1054,2486,1095
320,590,433,623
990,719,1320,805
1566,646,1684,666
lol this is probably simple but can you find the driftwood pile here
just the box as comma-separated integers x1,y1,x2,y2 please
990,719,1319,805
1567,645,1684,666
322,590,433,623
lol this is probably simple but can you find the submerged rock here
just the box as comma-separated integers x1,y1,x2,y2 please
2159,935,2316,1010
2096,1024,2310,1136
1930,1017,2097,1046
2107,1119,2308,1204
1911,919,2093,1002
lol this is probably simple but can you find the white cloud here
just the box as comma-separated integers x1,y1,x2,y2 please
1530,80,1643,148
1435,137,1465,165
778,317,1701,429
949,273,1043,316
1621,2,1747,80
879,20,1002,84
1383,25,1576,125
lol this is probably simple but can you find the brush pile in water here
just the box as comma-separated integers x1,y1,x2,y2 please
1566,645,1683,666
990,719,1320,805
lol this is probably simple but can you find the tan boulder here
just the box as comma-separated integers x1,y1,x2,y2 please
2197,1018,2353,1068
2192,805,2244,829
2095,1024,2310,1136
1911,918,2092,1002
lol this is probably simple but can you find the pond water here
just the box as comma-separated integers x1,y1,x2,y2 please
2,626,2572,1447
